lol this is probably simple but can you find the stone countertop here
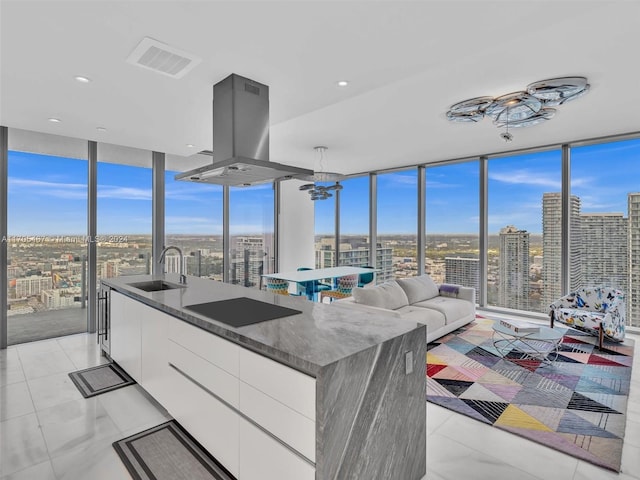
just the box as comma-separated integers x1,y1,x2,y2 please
102,274,424,376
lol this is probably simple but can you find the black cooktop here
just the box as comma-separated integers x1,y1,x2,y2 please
184,297,302,328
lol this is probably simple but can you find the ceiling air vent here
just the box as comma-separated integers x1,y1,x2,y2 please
126,37,201,79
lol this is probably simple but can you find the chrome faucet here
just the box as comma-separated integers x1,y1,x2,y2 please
159,246,187,285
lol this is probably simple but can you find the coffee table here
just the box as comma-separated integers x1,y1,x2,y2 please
492,321,564,365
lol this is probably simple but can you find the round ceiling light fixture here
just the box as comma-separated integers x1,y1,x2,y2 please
74,75,91,83
446,76,589,141
337,80,349,87
446,96,494,123
527,77,590,106
48,117,61,123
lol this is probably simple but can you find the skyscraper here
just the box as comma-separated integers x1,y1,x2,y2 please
498,225,529,310
445,257,479,302
629,193,640,327
231,236,271,287
580,213,628,293
542,193,582,310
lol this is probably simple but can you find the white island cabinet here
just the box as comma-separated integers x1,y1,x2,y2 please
109,292,315,479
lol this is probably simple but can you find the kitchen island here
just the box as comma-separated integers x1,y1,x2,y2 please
102,273,426,480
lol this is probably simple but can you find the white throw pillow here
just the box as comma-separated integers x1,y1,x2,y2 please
352,281,409,310
396,275,439,304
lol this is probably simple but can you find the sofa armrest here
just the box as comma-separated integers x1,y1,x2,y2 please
455,286,475,304
438,284,475,304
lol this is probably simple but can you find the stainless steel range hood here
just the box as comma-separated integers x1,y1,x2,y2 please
176,74,313,186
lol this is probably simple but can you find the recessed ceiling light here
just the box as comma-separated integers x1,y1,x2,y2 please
186,144,195,148
74,76,91,83
337,80,349,87
48,117,61,123
96,127,107,132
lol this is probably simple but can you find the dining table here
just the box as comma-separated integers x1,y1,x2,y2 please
262,266,375,301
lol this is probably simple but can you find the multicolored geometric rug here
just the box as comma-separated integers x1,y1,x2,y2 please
426,317,635,472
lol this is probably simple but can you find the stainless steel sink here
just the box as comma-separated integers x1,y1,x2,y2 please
129,280,186,292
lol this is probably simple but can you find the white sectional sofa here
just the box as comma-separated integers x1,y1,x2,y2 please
333,274,475,343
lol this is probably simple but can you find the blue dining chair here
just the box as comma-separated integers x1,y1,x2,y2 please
295,267,331,301
358,266,375,287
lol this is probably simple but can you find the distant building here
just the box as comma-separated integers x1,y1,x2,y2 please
629,193,640,327
230,236,272,287
315,243,393,283
580,213,628,293
498,226,529,310
41,289,77,309
15,275,52,298
444,257,478,302
542,193,582,310
99,259,120,279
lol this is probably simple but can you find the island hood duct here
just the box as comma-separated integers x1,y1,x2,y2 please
175,74,313,186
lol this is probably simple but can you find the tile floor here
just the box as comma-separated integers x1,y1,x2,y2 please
1,331,639,480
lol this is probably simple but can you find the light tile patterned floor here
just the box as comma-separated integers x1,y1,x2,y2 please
1,331,639,479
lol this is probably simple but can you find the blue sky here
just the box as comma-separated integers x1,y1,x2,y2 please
8,138,640,236
316,138,640,234
7,152,273,235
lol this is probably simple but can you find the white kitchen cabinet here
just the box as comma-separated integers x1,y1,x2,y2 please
167,315,239,377
109,291,142,382
164,365,240,478
239,348,316,421
239,381,315,462
168,339,239,408
140,305,169,402
111,291,316,479
239,416,315,480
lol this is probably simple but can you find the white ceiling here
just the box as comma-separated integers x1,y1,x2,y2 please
2,1,639,174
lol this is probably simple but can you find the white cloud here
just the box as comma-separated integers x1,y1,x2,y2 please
489,170,560,189
9,178,85,189
8,177,86,199
165,183,223,203
98,185,151,200
426,180,463,189
571,176,593,188
379,174,417,188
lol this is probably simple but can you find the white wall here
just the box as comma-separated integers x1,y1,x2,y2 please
278,179,314,273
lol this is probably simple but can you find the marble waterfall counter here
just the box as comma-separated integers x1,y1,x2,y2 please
102,274,426,479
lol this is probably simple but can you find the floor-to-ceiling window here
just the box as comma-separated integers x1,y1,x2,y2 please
377,169,418,282
571,138,640,327
425,161,479,301
229,184,274,288
487,150,561,314
165,171,223,280
97,144,152,281
338,176,370,269
313,182,336,269
6,129,88,345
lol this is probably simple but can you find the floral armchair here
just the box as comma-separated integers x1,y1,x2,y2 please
549,287,625,349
